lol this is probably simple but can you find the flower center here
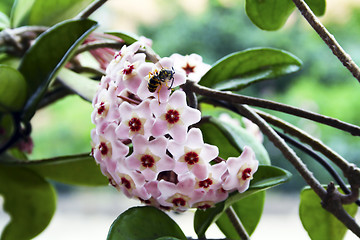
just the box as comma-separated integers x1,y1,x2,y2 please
197,203,212,210
97,102,106,115
165,109,180,124
141,154,155,168
242,168,252,180
121,177,131,189
128,118,142,132
172,197,186,207
123,64,135,75
99,142,108,155
182,63,196,75
184,151,199,165
199,178,213,188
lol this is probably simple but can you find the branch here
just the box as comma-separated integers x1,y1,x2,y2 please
186,81,360,136
77,0,109,19
291,0,360,83
256,110,360,188
235,104,360,237
225,207,250,240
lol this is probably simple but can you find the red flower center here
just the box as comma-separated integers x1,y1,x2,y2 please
123,64,135,75
121,177,131,189
97,102,106,115
128,118,142,132
165,109,180,124
182,63,196,75
172,197,186,207
99,142,108,155
184,151,199,165
199,178,213,188
141,154,155,168
242,168,252,180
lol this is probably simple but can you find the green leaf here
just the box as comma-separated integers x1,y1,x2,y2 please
306,0,326,16
0,165,56,240
10,0,94,27
58,68,99,102
0,65,27,112
299,187,358,240
200,115,270,165
0,11,10,29
0,0,15,17
245,0,295,31
10,0,35,27
106,31,139,45
0,114,15,149
198,48,302,90
28,0,95,26
194,165,291,238
24,153,108,186
19,19,98,122
216,191,265,238
107,206,187,240
245,0,326,31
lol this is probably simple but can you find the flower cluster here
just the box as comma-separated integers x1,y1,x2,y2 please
91,42,259,211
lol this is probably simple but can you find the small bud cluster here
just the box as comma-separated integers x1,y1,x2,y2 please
91,42,258,211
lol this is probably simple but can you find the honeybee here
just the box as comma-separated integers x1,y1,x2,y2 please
148,67,175,93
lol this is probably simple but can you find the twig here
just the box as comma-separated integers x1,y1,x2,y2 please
225,207,250,240
75,40,125,55
186,81,360,136
77,0,109,19
275,130,360,206
235,104,360,237
291,0,360,83
235,104,327,198
256,110,360,188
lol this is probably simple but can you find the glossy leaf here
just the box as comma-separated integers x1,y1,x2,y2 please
245,0,295,31
107,31,139,45
28,0,94,26
0,65,27,112
299,187,358,240
19,19,98,122
306,0,326,16
107,206,187,240
216,191,265,238
0,11,10,29
24,153,108,186
245,0,325,31
10,0,94,27
0,0,15,16
0,114,15,149
194,165,291,238
9,0,35,27
58,68,99,102
198,48,301,90
0,165,56,240
199,115,270,165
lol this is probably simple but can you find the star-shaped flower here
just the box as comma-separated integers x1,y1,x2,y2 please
150,91,201,143
222,146,259,193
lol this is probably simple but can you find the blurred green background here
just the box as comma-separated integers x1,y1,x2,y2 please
30,0,360,191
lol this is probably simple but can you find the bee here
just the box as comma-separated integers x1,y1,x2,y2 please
148,67,175,93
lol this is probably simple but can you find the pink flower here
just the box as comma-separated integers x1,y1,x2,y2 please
150,91,201,143
170,53,211,82
168,128,219,180
115,100,154,139
157,172,204,211
222,146,259,193
125,135,175,181
243,118,263,143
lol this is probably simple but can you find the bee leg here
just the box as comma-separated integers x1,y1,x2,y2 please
157,84,162,104
168,76,175,90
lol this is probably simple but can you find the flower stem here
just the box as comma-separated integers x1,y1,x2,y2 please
186,81,360,136
225,206,250,240
291,0,360,83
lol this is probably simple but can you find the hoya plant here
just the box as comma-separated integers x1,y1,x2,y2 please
0,0,359,239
